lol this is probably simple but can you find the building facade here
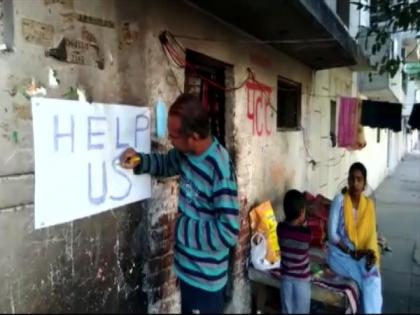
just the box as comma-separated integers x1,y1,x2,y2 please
0,0,418,312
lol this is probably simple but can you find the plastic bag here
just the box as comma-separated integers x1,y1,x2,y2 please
249,201,280,263
250,232,280,271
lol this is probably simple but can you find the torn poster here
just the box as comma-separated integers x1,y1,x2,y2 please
44,0,74,9
45,37,105,69
22,18,54,47
60,12,114,28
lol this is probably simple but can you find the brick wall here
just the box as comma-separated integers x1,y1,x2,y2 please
147,212,178,305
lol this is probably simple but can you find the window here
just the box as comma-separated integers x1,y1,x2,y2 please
337,0,350,27
370,0,388,25
277,77,301,130
389,38,399,59
184,50,229,146
0,0,14,51
330,100,337,147
377,128,381,143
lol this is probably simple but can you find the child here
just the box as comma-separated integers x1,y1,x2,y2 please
277,189,312,314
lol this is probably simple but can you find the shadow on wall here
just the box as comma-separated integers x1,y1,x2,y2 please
117,201,150,313
0,201,152,313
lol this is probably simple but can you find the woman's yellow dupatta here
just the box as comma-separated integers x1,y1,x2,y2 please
343,192,380,266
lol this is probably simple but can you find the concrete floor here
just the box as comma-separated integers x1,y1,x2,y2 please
375,146,420,313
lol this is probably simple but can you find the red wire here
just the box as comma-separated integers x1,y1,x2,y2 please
164,43,186,67
164,41,251,92
161,37,276,112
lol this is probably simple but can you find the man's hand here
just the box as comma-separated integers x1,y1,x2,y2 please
120,148,141,169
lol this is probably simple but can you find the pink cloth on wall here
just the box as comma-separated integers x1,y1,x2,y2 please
338,97,359,148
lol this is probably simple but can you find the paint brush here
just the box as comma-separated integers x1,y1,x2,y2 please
114,155,141,166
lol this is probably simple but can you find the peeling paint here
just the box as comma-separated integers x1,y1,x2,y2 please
60,12,114,28
0,203,33,213
119,21,139,47
81,26,97,45
22,78,47,99
13,103,32,120
76,87,88,102
44,0,74,10
45,37,105,69
108,51,114,66
48,68,59,88
11,130,18,144
62,86,78,100
21,18,54,47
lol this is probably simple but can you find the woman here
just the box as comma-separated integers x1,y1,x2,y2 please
327,162,382,314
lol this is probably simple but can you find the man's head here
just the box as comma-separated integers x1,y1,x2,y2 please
168,93,210,153
283,189,305,224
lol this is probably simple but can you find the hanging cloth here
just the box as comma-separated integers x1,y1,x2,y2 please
361,100,402,132
361,100,380,128
386,102,402,132
338,97,360,148
408,103,420,130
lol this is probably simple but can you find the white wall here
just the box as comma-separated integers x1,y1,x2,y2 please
349,0,370,38
324,0,337,13
355,127,389,190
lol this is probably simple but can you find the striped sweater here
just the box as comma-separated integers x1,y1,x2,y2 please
277,222,311,281
134,138,240,292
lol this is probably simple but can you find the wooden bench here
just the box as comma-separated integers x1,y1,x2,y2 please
248,266,349,313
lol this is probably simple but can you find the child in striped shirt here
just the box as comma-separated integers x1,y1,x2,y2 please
277,189,312,314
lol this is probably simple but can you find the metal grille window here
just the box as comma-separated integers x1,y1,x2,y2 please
277,77,302,130
337,0,350,27
370,0,389,25
184,50,228,146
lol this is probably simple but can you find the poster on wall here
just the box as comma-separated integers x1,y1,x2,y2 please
31,98,151,229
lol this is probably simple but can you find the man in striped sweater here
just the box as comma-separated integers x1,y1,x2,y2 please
277,189,312,314
120,93,240,314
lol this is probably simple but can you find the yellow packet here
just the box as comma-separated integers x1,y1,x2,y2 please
249,201,280,263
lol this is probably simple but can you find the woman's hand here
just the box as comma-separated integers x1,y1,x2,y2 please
365,249,376,270
350,249,364,261
350,249,376,269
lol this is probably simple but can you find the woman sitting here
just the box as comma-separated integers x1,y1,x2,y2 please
327,162,382,314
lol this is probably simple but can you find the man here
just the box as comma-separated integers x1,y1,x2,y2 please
120,93,240,313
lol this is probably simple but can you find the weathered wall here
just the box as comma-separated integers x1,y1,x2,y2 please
0,0,150,313
137,1,401,312
0,0,412,313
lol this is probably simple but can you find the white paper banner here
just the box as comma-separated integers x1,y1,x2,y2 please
31,98,151,229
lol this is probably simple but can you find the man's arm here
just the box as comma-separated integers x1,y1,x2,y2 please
134,148,182,177
176,178,240,251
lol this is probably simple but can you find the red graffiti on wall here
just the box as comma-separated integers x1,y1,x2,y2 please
246,81,272,136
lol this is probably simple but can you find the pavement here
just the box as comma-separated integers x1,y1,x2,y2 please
375,143,420,313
